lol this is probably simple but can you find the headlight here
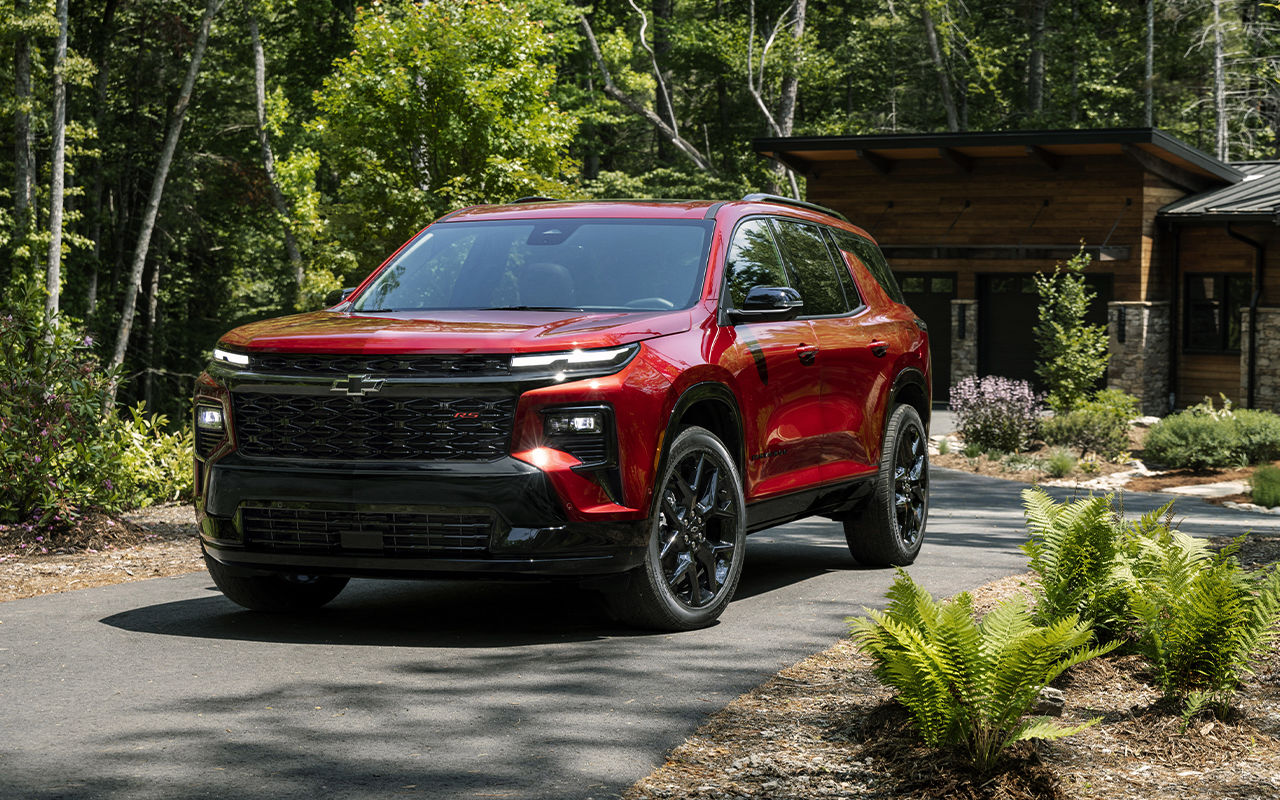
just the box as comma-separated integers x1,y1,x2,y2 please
511,344,638,380
195,405,225,431
212,347,249,367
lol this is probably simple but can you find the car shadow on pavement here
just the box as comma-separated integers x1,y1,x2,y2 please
98,529,863,647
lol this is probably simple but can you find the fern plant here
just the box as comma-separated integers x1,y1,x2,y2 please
1127,529,1280,716
849,570,1116,772
1020,488,1133,637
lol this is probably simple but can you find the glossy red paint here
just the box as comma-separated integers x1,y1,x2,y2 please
196,197,929,538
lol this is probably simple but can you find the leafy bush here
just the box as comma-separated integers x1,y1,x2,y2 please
1033,250,1109,413
1232,409,1280,464
1250,465,1280,508
1045,449,1076,478
962,441,983,459
1041,390,1137,460
1127,530,1280,716
1021,488,1131,637
849,570,1114,772
949,375,1043,453
0,282,193,525
1143,412,1236,470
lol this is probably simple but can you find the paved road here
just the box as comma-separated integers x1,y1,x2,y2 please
2,470,1277,800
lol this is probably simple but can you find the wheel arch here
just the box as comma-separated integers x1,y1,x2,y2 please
658,382,745,480
890,368,931,433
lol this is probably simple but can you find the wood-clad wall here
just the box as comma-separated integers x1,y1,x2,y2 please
807,155,1152,301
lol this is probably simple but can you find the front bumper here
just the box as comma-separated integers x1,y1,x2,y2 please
198,453,649,578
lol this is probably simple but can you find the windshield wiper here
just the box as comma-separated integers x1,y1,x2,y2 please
482,305,585,312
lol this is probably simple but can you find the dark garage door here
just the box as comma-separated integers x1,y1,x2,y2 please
978,272,1112,389
900,273,956,401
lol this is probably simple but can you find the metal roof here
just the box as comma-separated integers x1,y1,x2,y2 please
1159,161,1280,221
753,127,1244,185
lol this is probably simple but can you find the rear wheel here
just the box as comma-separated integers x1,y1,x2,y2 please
843,403,928,566
203,550,349,612
604,426,746,630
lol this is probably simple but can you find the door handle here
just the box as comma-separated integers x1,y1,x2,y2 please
869,340,889,357
796,343,819,365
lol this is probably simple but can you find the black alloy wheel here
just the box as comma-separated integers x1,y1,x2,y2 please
603,426,746,630
844,403,929,566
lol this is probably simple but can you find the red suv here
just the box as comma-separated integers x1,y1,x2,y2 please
193,195,931,630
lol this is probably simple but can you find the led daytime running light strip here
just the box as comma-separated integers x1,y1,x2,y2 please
511,346,633,369
213,347,250,366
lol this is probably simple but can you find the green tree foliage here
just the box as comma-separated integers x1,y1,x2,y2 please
1033,250,1109,413
848,569,1115,773
311,0,579,275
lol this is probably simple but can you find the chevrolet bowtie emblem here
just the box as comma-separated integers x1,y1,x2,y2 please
331,374,385,396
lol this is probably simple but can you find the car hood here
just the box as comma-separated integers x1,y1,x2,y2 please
218,309,695,354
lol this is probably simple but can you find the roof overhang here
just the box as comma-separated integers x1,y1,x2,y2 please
753,128,1243,191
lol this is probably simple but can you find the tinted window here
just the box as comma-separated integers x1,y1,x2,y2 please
822,229,864,310
352,219,713,312
835,232,905,304
724,219,790,308
772,219,847,316
1185,273,1251,352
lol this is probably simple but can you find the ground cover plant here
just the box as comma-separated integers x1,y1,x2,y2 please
848,570,1115,773
1144,396,1280,470
1252,465,1280,508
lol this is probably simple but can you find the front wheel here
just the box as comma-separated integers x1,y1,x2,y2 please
204,550,349,612
604,426,746,631
843,403,928,566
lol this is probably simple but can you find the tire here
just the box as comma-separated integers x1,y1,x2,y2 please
843,403,929,566
604,426,747,631
203,549,349,612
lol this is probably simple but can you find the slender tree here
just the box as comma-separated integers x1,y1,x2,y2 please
1028,0,1048,115
1144,0,1155,126
921,0,959,131
1213,0,1227,159
13,0,35,246
109,0,227,396
250,12,304,303
86,0,121,320
45,0,70,324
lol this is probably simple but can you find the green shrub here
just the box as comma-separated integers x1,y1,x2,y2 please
1232,409,1280,464
1021,488,1131,637
114,407,195,506
1045,449,1076,478
1143,412,1236,470
1127,530,1280,717
1251,465,1280,508
849,570,1115,772
962,441,983,459
1042,390,1137,460
936,438,951,455
1033,250,1109,413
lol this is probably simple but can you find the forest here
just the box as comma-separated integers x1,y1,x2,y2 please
2,0,1279,425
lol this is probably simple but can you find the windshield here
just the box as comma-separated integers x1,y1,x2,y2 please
351,218,715,313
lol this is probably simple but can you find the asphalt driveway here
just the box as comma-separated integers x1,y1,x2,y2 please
2,469,1276,799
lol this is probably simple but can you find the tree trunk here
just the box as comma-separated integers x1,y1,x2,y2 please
250,13,304,304
87,0,120,321
652,0,676,165
1027,0,1047,115
772,0,806,197
45,0,70,324
1213,0,1227,160
109,0,227,398
13,0,35,246
142,249,161,410
1144,0,1154,127
921,1,959,131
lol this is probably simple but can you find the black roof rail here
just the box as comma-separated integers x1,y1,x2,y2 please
511,196,560,203
740,192,849,222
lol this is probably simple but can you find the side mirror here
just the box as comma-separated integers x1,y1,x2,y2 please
325,287,356,307
728,286,804,322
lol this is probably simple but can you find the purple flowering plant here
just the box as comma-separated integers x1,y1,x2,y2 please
949,375,1044,453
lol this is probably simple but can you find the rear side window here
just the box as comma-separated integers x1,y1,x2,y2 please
834,232,905,304
724,219,790,308
772,219,848,316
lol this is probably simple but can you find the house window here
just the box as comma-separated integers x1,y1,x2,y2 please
1184,273,1251,353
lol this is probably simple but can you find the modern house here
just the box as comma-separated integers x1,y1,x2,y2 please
753,128,1280,415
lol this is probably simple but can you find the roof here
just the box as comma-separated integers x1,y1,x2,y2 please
753,128,1244,188
1159,162,1280,221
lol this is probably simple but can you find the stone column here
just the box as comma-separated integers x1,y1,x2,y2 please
1106,301,1170,416
951,299,978,385
1241,308,1280,412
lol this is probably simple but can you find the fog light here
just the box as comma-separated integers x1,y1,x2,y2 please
545,411,603,436
196,405,225,431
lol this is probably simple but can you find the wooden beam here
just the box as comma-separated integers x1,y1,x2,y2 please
773,152,816,178
856,148,893,175
1025,144,1061,170
1121,144,1215,193
940,147,973,173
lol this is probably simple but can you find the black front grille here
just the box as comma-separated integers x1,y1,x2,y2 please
241,506,494,556
555,435,608,465
249,353,511,378
195,428,223,458
232,393,515,461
